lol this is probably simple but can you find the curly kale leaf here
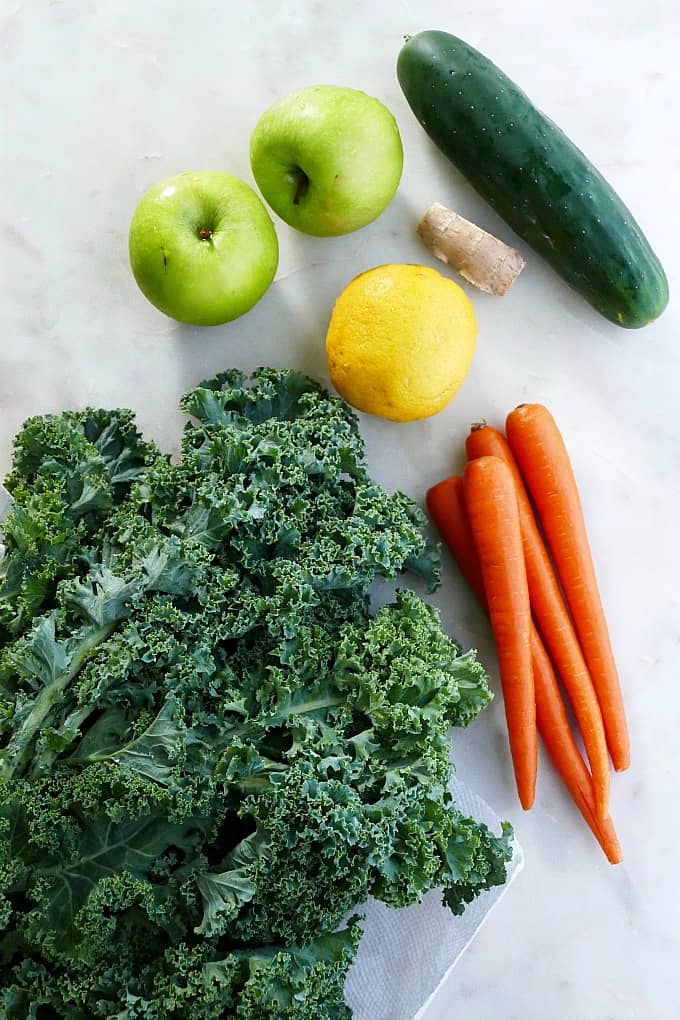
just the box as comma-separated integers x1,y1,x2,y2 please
442,819,514,915
207,591,496,946
1,925,360,1020
0,409,160,639
230,925,361,1020
178,368,434,591
26,809,205,959
0,369,511,1020
69,698,187,785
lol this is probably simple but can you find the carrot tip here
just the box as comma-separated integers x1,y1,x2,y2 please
603,832,624,865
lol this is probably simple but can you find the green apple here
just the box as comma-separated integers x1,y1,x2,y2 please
249,86,403,237
128,171,279,326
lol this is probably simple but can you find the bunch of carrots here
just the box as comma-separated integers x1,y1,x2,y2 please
427,403,628,864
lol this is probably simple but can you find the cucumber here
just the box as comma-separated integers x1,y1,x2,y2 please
397,31,668,328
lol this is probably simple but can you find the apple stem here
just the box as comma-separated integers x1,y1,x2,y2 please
293,171,309,206
198,226,213,240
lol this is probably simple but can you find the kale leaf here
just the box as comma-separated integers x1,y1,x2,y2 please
0,369,511,1018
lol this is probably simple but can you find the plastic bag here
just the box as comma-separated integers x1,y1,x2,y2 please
344,774,523,1020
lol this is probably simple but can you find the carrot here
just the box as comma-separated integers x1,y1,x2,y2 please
506,404,630,772
531,634,622,864
426,476,622,863
462,456,536,810
426,476,487,605
466,425,610,820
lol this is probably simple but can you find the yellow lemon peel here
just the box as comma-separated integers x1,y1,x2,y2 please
325,264,477,422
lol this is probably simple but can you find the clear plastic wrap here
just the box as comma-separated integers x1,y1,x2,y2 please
344,773,523,1019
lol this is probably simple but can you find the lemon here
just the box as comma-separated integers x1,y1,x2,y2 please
325,264,477,422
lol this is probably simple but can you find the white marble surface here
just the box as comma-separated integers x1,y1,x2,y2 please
1,1,678,1017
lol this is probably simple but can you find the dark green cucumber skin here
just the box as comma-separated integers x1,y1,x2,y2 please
397,31,668,328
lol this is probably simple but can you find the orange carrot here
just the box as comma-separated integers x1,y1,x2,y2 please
426,476,622,863
506,404,630,772
466,425,610,820
426,476,487,605
462,456,536,810
531,634,622,864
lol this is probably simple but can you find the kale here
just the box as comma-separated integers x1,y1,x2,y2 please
0,369,512,1018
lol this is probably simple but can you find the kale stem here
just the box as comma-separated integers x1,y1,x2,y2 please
1,622,116,781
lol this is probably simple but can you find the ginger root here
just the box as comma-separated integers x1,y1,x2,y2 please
417,202,525,296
